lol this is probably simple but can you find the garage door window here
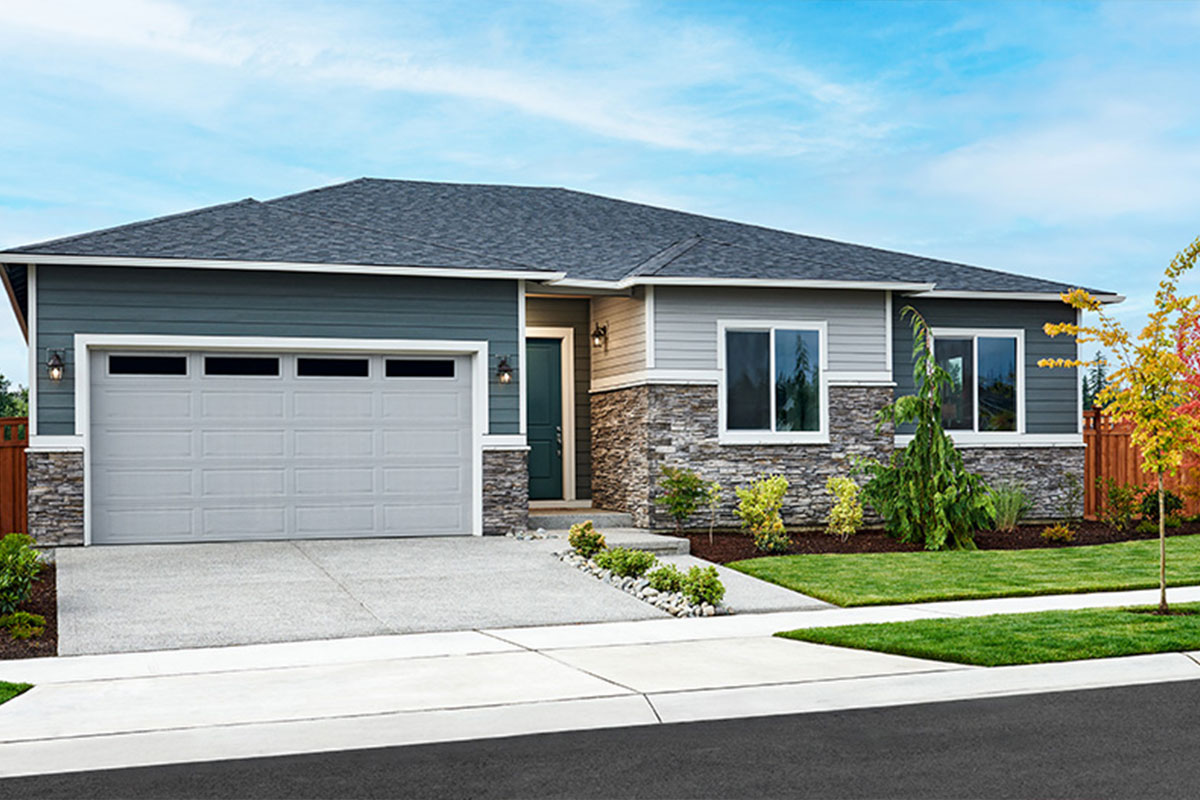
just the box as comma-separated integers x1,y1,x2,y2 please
204,356,280,377
297,357,369,378
108,355,187,376
386,359,455,378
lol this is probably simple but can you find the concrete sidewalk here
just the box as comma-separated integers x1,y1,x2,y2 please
5,583,1200,778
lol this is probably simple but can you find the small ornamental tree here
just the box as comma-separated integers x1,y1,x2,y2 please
856,307,992,550
1041,235,1200,613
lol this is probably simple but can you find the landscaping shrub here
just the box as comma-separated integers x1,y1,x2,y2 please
568,521,606,558
1140,489,1183,522
1041,522,1076,543
1166,515,1183,529
1056,471,1084,526
647,563,685,593
0,611,45,640
681,565,725,606
856,308,990,550
655,467,714,532
1137,519,1158,535
0,534,44,615
593,547,657,578
734,473,790,554
825,476,863,542
1097,477,1140,533
988,481,1031,533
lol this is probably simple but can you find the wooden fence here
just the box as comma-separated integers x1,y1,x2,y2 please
1083,409,1200,519
0,417,26,535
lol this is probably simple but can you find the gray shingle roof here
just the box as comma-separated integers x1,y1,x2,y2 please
7,177,1108,294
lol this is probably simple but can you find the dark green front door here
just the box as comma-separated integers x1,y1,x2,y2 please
527,338,563,500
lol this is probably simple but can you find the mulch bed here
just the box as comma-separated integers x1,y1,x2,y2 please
0,564,57,660
683,521,1200,564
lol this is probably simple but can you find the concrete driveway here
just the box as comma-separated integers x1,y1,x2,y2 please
55,538,666,655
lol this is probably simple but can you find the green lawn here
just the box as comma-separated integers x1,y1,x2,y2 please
728,534,1200,606
0,681,31,705
779,603,1200,666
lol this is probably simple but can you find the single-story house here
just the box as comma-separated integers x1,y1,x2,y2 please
0,178,1120,546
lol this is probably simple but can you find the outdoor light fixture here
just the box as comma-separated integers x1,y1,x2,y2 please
591,323,608,349
47,351,64,382
497,356,513,384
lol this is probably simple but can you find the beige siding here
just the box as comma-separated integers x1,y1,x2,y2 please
525,297,592,499
653,286,888,373
591,291,646,381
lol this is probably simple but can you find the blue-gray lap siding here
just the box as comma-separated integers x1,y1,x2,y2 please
892,298,1079,434
35,265,521,436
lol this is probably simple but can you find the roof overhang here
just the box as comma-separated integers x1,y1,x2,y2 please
0,265,26,342
905,289,1125,304
0,253,564,282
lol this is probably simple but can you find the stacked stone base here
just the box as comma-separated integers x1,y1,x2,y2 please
593,384,894,529
960,446,1085,520
27,450,84,547
482,448,529,536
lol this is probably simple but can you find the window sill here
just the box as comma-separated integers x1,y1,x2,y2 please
894,432,1084,448
719,432,831,446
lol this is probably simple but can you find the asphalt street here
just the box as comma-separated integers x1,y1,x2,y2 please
6,679,1199,799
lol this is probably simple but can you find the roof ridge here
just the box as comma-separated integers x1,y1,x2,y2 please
262,203,550,271
9,198,261,253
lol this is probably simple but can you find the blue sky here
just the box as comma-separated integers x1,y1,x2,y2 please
2,0,1199,385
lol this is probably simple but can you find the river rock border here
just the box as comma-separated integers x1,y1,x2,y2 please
555,549,733,618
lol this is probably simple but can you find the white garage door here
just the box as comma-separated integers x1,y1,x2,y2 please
89,350,474,544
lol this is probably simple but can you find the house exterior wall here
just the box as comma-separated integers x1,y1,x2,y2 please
482,448,529,535
590,291,645,383
893,297,1079,434
525,296,592,499
652,286,889,374
34,265,522,436
960,447,1085,519
592,383,893,528
27,450,84,546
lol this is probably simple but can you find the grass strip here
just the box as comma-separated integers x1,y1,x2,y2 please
778,602,1200,666
0,680,32,705
729,534,1200,606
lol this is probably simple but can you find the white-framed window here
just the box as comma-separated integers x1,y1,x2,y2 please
930,327,1025,434
717,319,828,444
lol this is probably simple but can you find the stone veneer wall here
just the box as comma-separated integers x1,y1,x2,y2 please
592,384,894,529
591,385,651,525
27,450,85,547
482,448,529,535
959,446,1085,520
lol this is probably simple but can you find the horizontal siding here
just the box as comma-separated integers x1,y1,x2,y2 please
526,297,592,499
591,293,645,381
36,266,520,436
653,286,888,373
893,298,1078,435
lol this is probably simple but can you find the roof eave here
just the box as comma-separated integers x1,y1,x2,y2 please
905,289,1125,304
0,253,563,282
544,276,937,292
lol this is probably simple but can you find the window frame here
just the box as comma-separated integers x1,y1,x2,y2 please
930,327,1026,436
717,319,829,445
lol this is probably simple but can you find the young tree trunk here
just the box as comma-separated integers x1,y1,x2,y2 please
1159,472,1169,614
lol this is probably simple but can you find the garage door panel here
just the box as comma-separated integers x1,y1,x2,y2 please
96,390,193,419
201,391,286,419
294,429,375,458
201,469,287,498
382,466,463,494
91,350,474,543
96,469,194,499
295,467,375,495
201,506,287,536
293,391,375,418
201,430,287,458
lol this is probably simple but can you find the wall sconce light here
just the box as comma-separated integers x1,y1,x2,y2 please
591,323,608,349
497,356,514,384
47,351,65,382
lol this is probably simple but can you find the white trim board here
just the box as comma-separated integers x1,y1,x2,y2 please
525,326,577,502
517,280,528,437
27,264,36,437
73,334,491,544
907,289,1125,304
588,369,892,394
895,433,1084,449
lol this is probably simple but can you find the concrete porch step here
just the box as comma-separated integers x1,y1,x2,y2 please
528,510,634,530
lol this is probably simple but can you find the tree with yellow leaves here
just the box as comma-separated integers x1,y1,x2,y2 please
1041,236,1200,613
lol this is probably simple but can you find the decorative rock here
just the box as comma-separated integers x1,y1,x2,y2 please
556,547,732,617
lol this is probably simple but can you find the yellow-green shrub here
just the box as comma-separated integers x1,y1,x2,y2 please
735,473,790,553
825,476,863,542
568,521,606,558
